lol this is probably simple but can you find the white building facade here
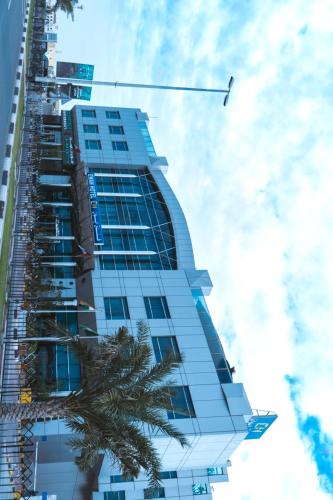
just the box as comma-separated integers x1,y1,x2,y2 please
71,105,254,500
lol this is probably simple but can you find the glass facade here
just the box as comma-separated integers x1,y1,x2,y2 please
104,492,125,500
48,344,81,392
152,336,180,363
138,121,156,156
192,290,233,384
192,484,208,495
167,386,196,419
207,467,223,476
91,167,176,270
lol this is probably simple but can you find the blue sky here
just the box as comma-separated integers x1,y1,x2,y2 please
57,1,333,498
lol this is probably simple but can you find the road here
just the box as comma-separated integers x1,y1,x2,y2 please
0,0,27,176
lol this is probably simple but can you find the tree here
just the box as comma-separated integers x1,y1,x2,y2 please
51,0,80,20
0,322,188,485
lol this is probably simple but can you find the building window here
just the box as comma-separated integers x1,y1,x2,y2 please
83,124,99,133
106,110,121,119
144,487,165,499
109,125,124,135
110,474,133,483
144,297,170,319
192,484,208,496
81,109,96,118
159,471,177,480
112,141,128,151
152,337,180,363
207,467,223,476
167,386,196,419
104,297,130,320
104,492,125,500
85,139,102,150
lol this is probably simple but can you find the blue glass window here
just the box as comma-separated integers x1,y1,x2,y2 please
110,475,133,483
109,126,124,135
104,492,125,500
83,124,99,133
144,487,165,499
104,297,130,320
207,467,223,476
192,290,232,384
144,297,170,319
81,109,96,118
159,471,177,480
85,139,101,150
167,386,195,419
138,121,156,156
50,344,81,392
106,110,120,119
112,141,128,151
192,484,208,495
91,167,176,270
152,337,180,363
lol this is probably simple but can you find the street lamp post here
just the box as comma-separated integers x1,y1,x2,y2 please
35,75,235,106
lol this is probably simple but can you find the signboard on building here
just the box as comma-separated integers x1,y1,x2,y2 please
56,61,94,80
87,173,104,245
48,84,92,101
245,414,277,440
61,111,76,166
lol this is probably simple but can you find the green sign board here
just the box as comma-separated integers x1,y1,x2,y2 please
56,61,94,80
62,111,76,166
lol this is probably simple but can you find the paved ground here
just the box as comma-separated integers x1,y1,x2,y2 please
0,0,26,176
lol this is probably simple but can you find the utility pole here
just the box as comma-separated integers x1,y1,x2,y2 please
35,76,235,106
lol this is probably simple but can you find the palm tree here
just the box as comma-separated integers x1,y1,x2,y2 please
0,322,188,485
51,0,80,20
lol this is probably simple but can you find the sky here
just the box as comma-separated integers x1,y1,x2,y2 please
56,1,333,498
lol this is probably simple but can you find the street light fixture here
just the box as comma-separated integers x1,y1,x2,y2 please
223,76,234,107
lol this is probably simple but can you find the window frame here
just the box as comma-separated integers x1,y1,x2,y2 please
143,487,165,499
85,139,102,150
83,124,99,134
192,484,208,496
104,297,130,320
109,125,125,135
104,491,125,500
152,336,180,363
81,109,96,118
144,296,171,319
112,141,129,151
167,386,196,420
207,467,223,476
159,471,177,480
106,110,121,119
110,474,133,483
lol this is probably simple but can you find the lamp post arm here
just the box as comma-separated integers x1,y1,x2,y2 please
35,76,231,94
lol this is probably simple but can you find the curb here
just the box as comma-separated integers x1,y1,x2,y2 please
0,0,31,248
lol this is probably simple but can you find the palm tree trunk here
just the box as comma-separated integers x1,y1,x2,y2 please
0,399,67,422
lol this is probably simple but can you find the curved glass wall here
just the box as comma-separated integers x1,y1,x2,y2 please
91,167,177,270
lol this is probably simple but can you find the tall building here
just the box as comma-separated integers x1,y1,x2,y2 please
32,106,276,499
